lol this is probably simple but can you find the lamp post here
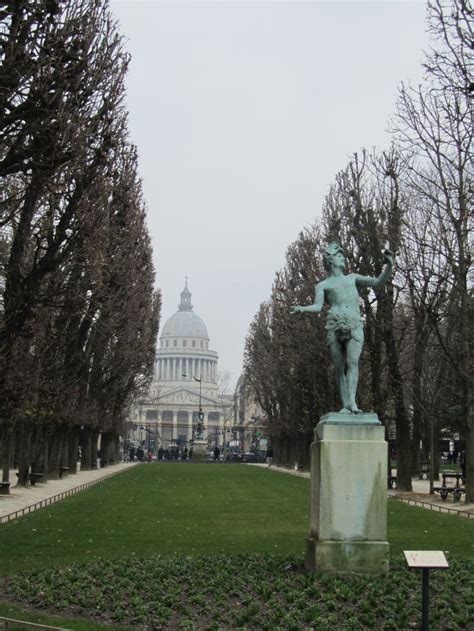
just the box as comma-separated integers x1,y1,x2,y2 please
194,376,204,439
183,373,204,439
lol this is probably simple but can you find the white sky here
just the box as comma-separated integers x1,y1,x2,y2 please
110,0,429,389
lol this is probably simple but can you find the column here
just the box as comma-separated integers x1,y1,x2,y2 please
188,411,193,442
158,413,163,447
203,411,209,440
172,411,177,441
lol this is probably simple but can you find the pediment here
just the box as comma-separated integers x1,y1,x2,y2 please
150,386,218,407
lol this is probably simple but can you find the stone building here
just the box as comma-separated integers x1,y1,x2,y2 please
127,282,232,453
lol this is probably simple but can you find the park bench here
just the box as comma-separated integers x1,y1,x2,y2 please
387,475,397,489
417,462,430,479
0,481,11,495
433,471,465,501
29,472,44,486
59,466,69,478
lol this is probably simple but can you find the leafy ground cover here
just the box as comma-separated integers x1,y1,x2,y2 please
3,553,474,630
0,464,473,629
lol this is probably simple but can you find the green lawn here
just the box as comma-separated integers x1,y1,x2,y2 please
0,463,473,630
1,463,473,575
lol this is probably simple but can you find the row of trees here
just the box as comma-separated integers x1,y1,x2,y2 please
244,0,472,499
0,0,160,486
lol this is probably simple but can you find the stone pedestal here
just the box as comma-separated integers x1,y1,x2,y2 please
305,412,389,573
191,439,207,462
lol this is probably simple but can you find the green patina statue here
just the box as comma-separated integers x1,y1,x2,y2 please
290,243,393,414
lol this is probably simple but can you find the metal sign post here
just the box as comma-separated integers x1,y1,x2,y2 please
404,551,449,630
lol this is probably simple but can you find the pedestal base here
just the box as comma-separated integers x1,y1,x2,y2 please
306,413,389,573
190,439,207,462
305,537,389,573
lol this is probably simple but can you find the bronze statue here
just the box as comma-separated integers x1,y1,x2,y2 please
290,243,393,413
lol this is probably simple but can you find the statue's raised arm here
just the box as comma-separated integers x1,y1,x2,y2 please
354,250,393,289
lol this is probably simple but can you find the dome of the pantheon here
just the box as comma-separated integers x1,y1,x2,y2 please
160,283,209,341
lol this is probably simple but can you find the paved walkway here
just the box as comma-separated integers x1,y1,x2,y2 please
0,463,136,521
249,463,474,518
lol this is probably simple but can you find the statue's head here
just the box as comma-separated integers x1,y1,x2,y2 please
323,242,345,272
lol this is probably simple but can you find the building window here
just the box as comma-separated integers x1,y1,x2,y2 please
183,340,187,347
200,341,203,348
192,341,196,348
146,410,158,421
166,340,169,347
174,340,177,347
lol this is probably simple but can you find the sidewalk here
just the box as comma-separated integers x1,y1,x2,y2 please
0,462,137,522
248,463,474,518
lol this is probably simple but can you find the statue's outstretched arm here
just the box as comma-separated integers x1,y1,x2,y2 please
355,250,393,289
290,282,324,314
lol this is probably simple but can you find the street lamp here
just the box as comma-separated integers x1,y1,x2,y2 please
183,373,204,439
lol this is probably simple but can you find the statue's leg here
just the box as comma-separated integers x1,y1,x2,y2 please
346,338,363,412
329,341,349,411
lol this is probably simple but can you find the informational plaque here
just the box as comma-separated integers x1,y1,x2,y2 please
404,551,449,569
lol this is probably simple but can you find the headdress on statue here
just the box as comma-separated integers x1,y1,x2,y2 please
323,242,344,272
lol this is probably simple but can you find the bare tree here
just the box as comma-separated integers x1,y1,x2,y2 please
392,0,473,500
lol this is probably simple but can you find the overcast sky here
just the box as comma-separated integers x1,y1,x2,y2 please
110,0,429,390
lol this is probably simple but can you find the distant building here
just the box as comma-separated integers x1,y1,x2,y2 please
127,282,232,454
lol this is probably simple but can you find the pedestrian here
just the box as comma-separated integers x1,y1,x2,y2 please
460,451,466,479
266,447,273,468
213,446,220,461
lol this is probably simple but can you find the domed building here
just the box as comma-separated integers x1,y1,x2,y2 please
127,282,232,456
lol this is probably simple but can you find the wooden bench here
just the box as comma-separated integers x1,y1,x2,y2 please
433,486,465,501
417,463,430,480
433,471,465,501
29,472,44,486
387,476,397,489
0,481,11,495
59,466,69,478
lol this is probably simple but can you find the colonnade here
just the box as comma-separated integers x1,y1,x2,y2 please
156,357,217,383
137,410,223,447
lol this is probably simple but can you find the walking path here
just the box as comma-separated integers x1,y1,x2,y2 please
0,462,136,522
249,463,474,518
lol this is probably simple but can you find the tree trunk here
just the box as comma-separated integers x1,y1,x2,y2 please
91,430,100,469
17,422,33,486
60,431,69,475
464,405,473,503
385,333,412,492
100,432,110,467
1,424,14,484
80,427,92,471
68,427,80,474
48,428,63,479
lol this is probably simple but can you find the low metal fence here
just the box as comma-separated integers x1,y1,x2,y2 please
391,495,474,518
0,616,68,630
0,473,117,525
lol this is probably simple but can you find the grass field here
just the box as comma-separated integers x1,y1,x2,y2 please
0,463,473,630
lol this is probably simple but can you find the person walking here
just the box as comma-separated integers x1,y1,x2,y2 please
266,447,273,467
